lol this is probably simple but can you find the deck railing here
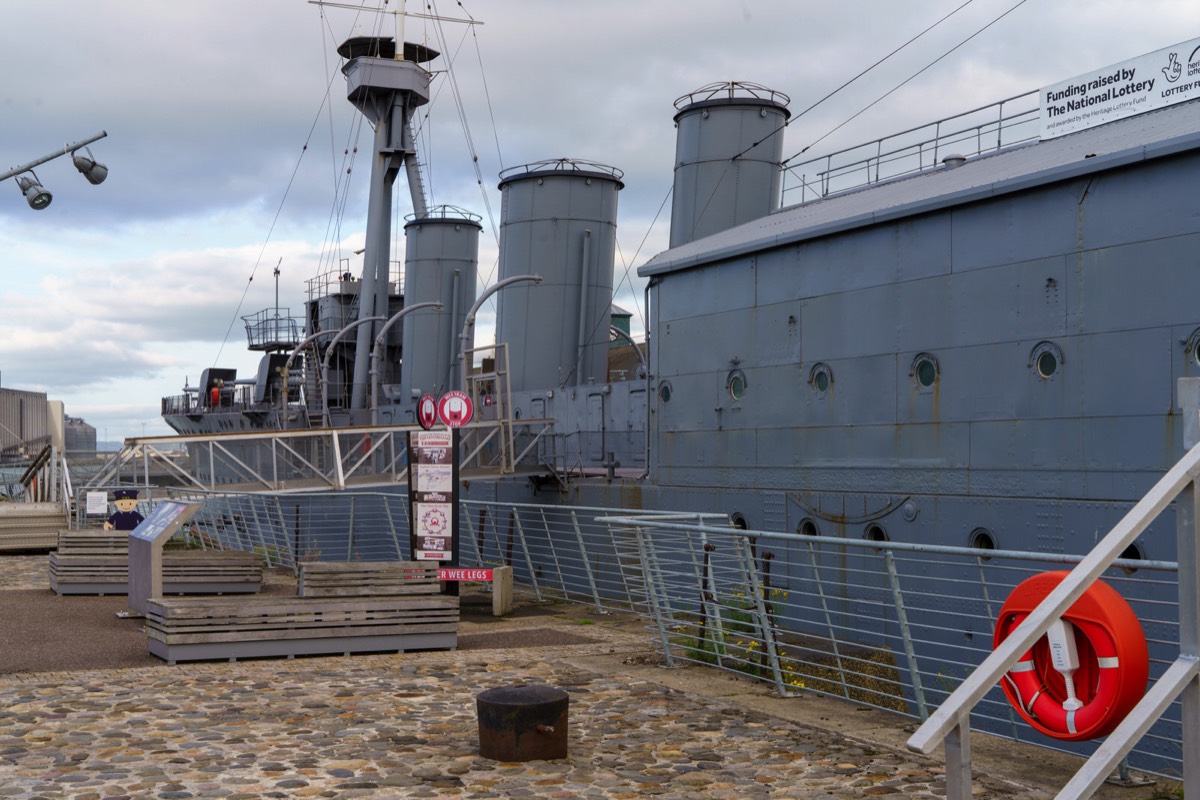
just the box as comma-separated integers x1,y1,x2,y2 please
781,90,1040,204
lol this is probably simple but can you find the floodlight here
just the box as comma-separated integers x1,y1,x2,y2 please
15,173,51,210
72,147,108,185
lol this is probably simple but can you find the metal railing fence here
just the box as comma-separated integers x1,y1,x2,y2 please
132,487,1186,782
600,514,1184,782
906,432,1200,798
781,90,1040,204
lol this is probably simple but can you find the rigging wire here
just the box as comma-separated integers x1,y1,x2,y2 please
730,0,981,164
211,4,374,366
612,183,674,347
784,0,1033,162
430,0,503,281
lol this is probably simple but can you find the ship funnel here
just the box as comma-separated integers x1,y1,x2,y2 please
669,81,790,248
495,158,623,393
400,206,482,407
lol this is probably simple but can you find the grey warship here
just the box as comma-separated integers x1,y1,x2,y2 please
164,31,1200,568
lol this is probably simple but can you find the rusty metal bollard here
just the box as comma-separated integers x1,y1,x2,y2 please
476,684,569,761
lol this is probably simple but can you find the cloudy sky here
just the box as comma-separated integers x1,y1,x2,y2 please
2,0,1198,442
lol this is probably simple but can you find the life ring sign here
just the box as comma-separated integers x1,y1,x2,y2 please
994,571,1149,741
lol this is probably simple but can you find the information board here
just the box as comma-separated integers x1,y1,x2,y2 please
407,429,459,563
127,501,201,616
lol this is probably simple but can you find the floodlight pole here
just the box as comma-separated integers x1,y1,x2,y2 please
0,131,108,183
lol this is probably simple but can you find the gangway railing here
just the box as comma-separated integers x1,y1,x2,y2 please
907,379,1200,799
83,418,560,493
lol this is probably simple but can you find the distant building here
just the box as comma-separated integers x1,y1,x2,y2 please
610,304,632,348
0,383,96,462
0,386,51,463
64,416,97,454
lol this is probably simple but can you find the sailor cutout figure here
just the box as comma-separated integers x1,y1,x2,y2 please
104,489,145,531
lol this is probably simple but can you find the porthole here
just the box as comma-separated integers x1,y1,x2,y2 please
969,527,996,559
730,512,748,530
1030,341,1064,380
1185,328,1200,367
1117,542,1145,575
865,523,889,542
808,363,833,394
727,369,747,401
1036,352,1058,377
658,381,672,403
797,518,820,537
910,353,939,389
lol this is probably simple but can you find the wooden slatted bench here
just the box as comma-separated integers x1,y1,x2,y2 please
298,560,441,597
0,503,66,551
48,531,264,596
145,588,459,665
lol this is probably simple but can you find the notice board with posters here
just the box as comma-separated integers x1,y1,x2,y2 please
407,429,459,563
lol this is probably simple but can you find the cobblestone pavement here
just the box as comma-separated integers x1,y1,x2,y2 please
0,554,1124,799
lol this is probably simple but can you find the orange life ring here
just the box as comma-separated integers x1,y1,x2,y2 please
994,571,1148,741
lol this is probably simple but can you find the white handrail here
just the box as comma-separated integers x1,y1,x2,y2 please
907,386,1200,798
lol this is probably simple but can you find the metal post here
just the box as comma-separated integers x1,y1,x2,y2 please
347,494,357,560
272,496,292,569
540,508,568,601
740,537,787,695
324,316,385,426
458,275,541,392
699,539,727,669
461,504,482,566
369,301,442,425
945,716,972,800
1180,378,1200,797
807,541,851,699
512,510,542,602
978,557,1022,739
247,495,272,567
635,526,676,667
570,510,604,613
1179,480,1200,795
883,550,928,719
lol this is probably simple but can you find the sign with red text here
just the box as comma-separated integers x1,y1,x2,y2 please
437,390,473,428
438,567,494,582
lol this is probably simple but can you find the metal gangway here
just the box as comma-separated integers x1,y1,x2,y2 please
907,378,1200,799
83,417,558,494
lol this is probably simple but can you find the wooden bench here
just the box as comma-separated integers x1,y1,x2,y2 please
298,560,441,597
145,561,458,664
48,531,264,596
0,502,66,551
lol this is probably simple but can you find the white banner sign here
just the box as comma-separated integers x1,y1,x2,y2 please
1041,37,1200,139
